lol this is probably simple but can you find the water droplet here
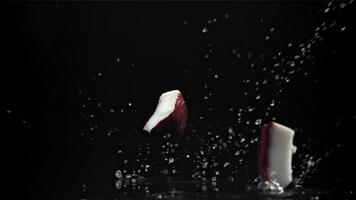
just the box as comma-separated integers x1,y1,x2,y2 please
270,100,275,107
115,170,123,179
116,57,121,63
168,157,174,164
202,27,208,33
228,127,234,134
274,74,280,80
223,162,230,167
115,179,123,189
256,95,261,100
202,161,208,168
97,72,102,77
110,109,115,113
255,119,262,125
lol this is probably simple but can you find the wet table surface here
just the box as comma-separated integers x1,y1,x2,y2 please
29,178,354,200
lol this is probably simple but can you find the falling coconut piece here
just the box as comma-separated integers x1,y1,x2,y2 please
143,90,188,142
258,122,297,188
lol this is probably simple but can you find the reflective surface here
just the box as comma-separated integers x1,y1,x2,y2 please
29,178,354,200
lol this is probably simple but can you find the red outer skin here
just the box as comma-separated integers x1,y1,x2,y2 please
258,122,273,181
151,93,188,143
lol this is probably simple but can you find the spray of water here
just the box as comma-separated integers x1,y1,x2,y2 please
69,0,353,195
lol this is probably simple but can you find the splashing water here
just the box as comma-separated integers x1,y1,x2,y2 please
257,180,284,193
66,0,354,198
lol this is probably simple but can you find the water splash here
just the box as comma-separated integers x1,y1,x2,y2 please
67,0,355,196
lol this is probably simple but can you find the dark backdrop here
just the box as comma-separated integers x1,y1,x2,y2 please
1,1,355,199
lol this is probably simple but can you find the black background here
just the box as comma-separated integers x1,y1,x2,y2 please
1,1,356,199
